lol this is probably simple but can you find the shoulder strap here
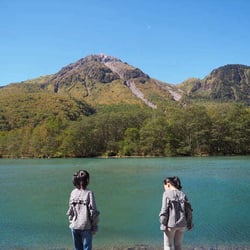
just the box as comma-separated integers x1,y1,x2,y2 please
71,190,90,205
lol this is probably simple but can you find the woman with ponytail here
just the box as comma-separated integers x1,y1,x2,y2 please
67,170,99,250
159,176,193,250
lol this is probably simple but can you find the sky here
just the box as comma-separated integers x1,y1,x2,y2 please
1,0,250,86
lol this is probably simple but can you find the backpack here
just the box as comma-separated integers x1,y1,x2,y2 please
66,190,99,231
66,197,92,230
164,193,193,229
167,197,186,227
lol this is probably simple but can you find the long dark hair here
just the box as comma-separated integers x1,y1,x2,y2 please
163,176,182,190
72,170,89,189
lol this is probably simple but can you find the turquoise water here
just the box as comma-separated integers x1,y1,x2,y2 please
0,157,250,249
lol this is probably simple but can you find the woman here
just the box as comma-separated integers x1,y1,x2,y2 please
159,176,193,250
67,170,99,250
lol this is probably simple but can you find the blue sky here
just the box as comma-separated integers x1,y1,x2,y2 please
1,0,250,86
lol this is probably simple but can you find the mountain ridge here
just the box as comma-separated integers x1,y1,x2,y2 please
178,64,250,102
1,54,250,106
16,54,180,108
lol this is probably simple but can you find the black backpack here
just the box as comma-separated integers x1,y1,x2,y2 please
167,195,193,229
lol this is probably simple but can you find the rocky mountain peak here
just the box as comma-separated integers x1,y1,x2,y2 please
85,53,121,63
185,64,250,102
206,64,250,83
51,54,149,86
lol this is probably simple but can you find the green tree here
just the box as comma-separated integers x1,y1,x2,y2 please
164,105,211,156
120,128,140,156
140,116,168,156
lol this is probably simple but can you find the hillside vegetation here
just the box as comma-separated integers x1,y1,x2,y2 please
0,54,249,158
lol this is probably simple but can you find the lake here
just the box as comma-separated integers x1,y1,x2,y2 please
0,157,250,249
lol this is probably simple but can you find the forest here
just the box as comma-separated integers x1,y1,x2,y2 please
0,102,249,158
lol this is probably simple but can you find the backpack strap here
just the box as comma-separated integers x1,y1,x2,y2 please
184,200,193,230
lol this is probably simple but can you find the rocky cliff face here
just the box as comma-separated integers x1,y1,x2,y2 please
50,54,149,87
183,64,250,102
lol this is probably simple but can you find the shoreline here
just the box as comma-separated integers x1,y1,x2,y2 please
7,245,249,250
3,243,250,250
1,154,250,159
93,244,250,250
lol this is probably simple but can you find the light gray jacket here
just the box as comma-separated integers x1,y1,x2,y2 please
159,189,192,230
67,188,99,232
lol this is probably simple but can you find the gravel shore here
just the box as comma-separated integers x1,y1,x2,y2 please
7,245,250,250
93,245,250,250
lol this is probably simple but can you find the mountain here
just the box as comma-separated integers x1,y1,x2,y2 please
0,54,184,130
1,55,250,115
179,64,250,102
3,54,182,110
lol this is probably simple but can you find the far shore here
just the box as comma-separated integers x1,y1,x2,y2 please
2,151,249,159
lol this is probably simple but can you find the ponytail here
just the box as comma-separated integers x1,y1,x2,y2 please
163,176,182,190
173,176,182,190
72,170,90,189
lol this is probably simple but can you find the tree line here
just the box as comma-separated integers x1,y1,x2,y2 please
0,103,249,158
